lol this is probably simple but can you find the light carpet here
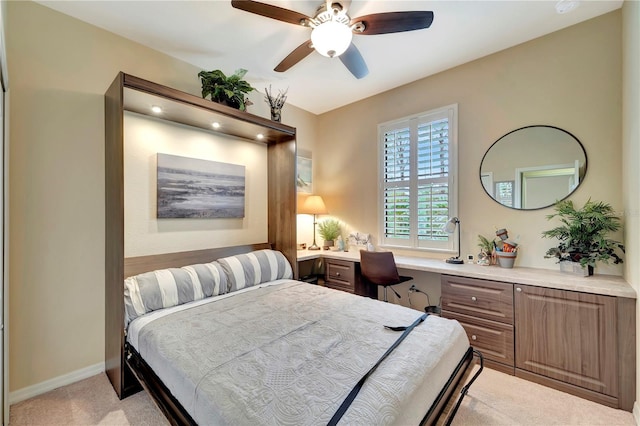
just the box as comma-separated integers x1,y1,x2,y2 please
9,367,635,425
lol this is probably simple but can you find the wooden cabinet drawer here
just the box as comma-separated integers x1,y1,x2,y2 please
441,275,514,324
325,259,355,293
443,310,514,368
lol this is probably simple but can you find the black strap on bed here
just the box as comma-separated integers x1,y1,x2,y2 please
327,313,429,426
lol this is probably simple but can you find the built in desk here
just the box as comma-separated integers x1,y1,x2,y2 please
296,249,637,411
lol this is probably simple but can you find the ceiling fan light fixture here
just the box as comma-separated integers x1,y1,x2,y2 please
311,21,352,58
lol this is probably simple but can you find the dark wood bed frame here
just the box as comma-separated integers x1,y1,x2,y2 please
104,73,481,425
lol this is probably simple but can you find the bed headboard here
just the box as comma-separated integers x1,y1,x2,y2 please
124,243,272,278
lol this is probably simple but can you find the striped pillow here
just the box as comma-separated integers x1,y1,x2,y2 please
124,262,227,324
218,249,293,292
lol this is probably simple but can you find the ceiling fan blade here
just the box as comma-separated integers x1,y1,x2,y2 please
353,11,434,35
231,0,310,26
274,40,315,72
339,43,369,79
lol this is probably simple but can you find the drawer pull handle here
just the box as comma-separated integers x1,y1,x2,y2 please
471,296,477,302
335,272,341,277
471,335,477,341
516,287,522,292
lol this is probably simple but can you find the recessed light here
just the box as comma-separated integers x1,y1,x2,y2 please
555,0,580,14
212,122,220,129
151,105,162,114
257,134,264,140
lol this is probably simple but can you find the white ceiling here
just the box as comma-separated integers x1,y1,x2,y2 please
38,0,622,115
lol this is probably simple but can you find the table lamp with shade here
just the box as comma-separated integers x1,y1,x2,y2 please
298,195,328,250
443,217,464,264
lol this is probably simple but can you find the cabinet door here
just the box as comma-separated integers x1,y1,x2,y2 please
514,285,618,397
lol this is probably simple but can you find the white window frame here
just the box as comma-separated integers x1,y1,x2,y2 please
377,104,458,254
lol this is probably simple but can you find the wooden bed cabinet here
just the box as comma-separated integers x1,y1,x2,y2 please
105,73,297,399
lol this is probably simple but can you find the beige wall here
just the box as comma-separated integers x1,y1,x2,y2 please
622,0,640,419
315,12,623,274
5,1,316,393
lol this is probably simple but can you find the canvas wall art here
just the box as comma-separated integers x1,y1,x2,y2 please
297,155,312,193
157,153,245,218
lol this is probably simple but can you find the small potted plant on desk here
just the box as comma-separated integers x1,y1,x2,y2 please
542,199,625,276
317,219,342,249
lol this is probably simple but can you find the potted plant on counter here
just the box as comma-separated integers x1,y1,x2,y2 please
318,219,342,249
477,234,497,266
542,199,624,276
198,68,255,111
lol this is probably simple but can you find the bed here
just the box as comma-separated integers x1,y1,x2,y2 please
118,246,482,425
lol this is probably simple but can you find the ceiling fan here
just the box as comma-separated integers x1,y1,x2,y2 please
231,0,434,79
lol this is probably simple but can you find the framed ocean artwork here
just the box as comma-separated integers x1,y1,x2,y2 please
157,153,245,218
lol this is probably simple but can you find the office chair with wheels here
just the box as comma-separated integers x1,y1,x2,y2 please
359,250,413,302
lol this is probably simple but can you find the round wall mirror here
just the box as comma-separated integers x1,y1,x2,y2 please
479,125,587,210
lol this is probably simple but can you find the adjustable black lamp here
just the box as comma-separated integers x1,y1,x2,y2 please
443,217,464,264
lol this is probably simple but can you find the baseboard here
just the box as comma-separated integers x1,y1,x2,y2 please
9,362,105,405
633,401,640,425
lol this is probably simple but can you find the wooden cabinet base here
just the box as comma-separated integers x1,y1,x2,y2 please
515,369,619,410
484,359,515,376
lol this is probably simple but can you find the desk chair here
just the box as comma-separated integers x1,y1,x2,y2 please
359,250,413,302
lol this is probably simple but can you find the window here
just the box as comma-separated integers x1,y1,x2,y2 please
378,105,458,252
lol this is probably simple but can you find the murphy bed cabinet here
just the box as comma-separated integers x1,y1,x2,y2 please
105,73,297,399
441,275,635,411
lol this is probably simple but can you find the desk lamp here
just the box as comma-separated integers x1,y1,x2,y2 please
298,195,328,250
443,217,464,264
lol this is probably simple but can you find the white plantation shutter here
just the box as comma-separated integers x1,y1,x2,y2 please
379,105,458,251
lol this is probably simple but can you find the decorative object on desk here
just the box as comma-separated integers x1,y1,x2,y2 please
476,251,490,266
264,85,287,122
477,234,498,266
336,235,345,251
492,227,519,268
297,243,307,250
348,232,371,248
296,154,312,193
496,228,509,241
495,250,517,268
443,217,463,264
157,153,245,219
298,195,328,250
542,199,624,276
198,68,255,111
318,218,342,249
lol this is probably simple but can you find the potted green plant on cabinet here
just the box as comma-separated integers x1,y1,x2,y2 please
198,68,255,111
318,219,342,248
542,199,624,276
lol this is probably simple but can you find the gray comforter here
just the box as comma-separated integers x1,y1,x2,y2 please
130,280,468,425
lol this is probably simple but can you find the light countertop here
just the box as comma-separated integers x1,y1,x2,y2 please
297,249,636,299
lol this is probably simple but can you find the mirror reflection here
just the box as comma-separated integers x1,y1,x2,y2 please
480,125,587,210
